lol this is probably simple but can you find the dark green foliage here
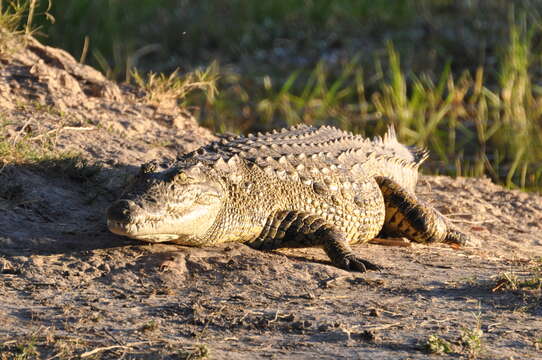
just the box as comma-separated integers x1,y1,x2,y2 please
4,0,542,191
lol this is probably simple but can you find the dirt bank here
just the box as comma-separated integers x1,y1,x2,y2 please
1,39,541,359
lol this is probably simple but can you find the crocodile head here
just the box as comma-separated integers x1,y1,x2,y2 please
107,161,224,244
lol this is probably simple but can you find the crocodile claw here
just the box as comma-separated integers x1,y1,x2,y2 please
339,254,383,272
444,229,480,247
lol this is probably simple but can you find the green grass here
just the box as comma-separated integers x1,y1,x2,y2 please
131,62,219,108
492,260,542,292
425,334,454,355
494,272,542,292
0,113,105,207
460,315,484,359
177,344,210,360
1,0,542,191
34,0,418,78
423,314,484,358
0,117,101,186
35,0,171,79
194,32,542,190
1,116,62,164
0,122,57,166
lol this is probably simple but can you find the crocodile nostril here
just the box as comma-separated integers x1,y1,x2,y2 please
107,200,138,223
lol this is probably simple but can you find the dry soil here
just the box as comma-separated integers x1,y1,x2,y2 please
0,39,541,360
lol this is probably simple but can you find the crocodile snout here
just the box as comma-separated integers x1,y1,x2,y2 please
106,199,139,223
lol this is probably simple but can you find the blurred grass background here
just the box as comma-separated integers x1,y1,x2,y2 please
7,0,542,191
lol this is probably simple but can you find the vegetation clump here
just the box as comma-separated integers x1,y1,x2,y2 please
2,1,542,191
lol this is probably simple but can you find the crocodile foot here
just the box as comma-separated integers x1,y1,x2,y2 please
334,253,382,272
444,229,480,247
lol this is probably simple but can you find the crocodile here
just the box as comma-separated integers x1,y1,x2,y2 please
107,124,470,271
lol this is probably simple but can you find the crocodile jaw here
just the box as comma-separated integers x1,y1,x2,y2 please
108,214,216,243
107,202,222,245
107,220,182,242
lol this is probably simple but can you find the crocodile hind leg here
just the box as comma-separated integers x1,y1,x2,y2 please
248,210,381,272
375,176,470,245
319,227,382,271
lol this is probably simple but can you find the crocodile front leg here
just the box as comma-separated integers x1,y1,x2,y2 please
375,176,470,245
247,210,381,272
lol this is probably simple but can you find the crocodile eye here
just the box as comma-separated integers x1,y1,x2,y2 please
174,172,189,183
140,161,157,175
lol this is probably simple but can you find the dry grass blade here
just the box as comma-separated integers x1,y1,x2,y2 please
80,341,149,358
131,62,219,108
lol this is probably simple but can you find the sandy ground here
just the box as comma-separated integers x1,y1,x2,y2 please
0,39,541,359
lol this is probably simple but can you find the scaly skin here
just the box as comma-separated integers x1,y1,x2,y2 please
107,124,471,272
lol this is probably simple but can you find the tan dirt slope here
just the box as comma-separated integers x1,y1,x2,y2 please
0,39,541,359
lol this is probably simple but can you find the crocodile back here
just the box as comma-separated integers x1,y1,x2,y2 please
180,124,426,193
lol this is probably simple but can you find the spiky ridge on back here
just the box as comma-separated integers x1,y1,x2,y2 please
179,124,427,193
